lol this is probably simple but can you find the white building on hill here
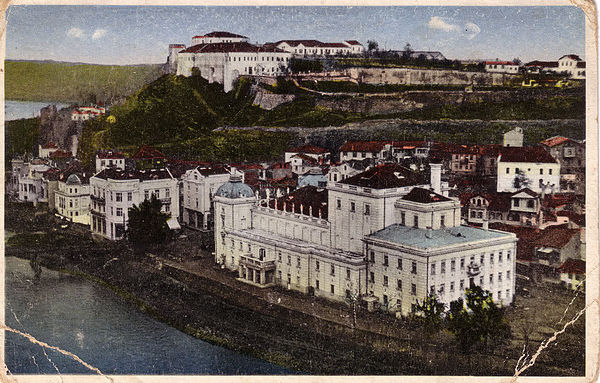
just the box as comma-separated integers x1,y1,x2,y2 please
214,163,516,316
485,60,520,74
497,146,561,194
90,168,179,240
271,39,363,56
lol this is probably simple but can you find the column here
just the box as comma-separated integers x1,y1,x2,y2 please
260,270,266,285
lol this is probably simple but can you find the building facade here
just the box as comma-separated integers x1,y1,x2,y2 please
497,146,561,194
181,166,231,230
90,168,179,240
55,173,91,225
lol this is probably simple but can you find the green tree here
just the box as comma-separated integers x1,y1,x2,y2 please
412,293,446,336
367,40,379,56
513,169,531,190
127,195,172,249
446,286,511,352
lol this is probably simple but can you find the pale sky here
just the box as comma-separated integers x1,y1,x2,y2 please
5,5,586,65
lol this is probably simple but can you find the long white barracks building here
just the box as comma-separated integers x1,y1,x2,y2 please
214,163,517,316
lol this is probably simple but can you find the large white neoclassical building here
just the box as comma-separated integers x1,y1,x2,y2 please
214,163,517,316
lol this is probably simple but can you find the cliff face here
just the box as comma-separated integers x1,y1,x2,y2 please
39,105,84,155
252,89,296,110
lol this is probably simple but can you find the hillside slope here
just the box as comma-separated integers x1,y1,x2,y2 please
5,60,164,103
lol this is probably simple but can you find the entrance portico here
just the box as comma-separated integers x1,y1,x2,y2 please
238,254,276,287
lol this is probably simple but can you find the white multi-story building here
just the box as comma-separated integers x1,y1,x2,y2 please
214,163,515,316
497,146,561,194
55,172,91,225
90,168,179,240
175,34,291,92
18,160,51,203
272,40,356,57
71,105,106,121
95,150,126,173
181,166,231,230
557,54,586,80
484,60,520,74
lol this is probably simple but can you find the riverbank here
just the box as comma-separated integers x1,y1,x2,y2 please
5,203,585,375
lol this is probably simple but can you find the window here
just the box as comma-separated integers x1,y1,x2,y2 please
498,272,503,282
499,252,503,263
490,254,494,264
489,274,493,284
350,202,355,212
369,250,375,263
116,208,123,217
527,200,535,208
145,190,149,200
430,285,435,295
549,169,553,175
460,279,464,290
154,189,160,198
507,251,511,261
346,268,351,280
383,294,388,306
441,261,446,274
480,276,484,285
480,254,485,265
439,283,445,295
336,199,341,209
369,272,375,284
411,262,417,274
116,192,122,202
383,255,389,267
460,258,465,270
513,199,520,207
440,215,445,227
450,281,455,292
397,258,402,270
400,212,406,226
431,263,436,275
127,192,132,202
507,271,511,280
364,204,370,216
316,280,320,290
287,255,291,265
383,276,388,287
413,215,419,228
451,259,456,272
330,265,335,276
397,279,402,290
411,283,417,295
540,169,544,175
506,167,510,174
330,285,335,294
297,257,301,268
166,189,170,198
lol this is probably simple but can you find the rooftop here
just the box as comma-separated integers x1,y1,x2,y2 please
340,164,425,189
499,146,557,163
97,150,125,159
485,61,517,65
287,144,329,154
558,258,585,274
401,187,451,204
263,185,327,219
533,227,579,249
93,168,173,181
181,42,286,54
559,54,582,61
540,136,582,148
369,224,513,249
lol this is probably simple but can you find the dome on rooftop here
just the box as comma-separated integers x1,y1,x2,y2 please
215,174,254,199
66,174,81,185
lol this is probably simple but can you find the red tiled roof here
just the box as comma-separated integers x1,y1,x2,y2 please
41,142,58,149
340,164,425,189
540,136,582,148
96,150,125,159
479,144,502,156
275,39,325,47
93,168,173,181
559,54,582,61
345,40,362,46
485,61,517,65
525,60,559,68
205,31,248,38
499,146,557,163
339,141,392,153
132,146,166,160
322,42,348,48
558,258,585,274
287,145,328,154
49,150,72,159
263,185,328,219
181,42,285,54
532,227,579,249
292,153,318,164
402,187,451,204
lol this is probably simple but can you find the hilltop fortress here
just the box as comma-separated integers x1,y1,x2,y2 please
167,31,364,92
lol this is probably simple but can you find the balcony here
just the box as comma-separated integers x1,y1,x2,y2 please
91,195,106,204
240,254,275,270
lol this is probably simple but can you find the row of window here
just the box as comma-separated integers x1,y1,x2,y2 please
93,188,171,201
336,199,371,215
431,282,511,301
505,167,553,175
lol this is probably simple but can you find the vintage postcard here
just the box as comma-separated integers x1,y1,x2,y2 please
1,1,597,382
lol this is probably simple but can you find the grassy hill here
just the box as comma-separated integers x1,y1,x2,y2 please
5,60,164,103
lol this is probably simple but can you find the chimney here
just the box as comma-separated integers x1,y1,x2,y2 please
430,163,442,195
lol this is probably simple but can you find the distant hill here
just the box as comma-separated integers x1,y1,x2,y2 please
5,60,164,103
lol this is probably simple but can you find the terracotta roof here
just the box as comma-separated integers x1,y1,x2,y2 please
292,153,318,164
339,141,392,153
43,167,62,181
340,164,425,189
93,168,173,181
402,187,451,204
558,258,585,274
181,42,285,54
322,42,348,48
532,227,579,249
433,142,479,155
41,142,58,149
525,60,559,68
268,162,291,170
49,150,72,159
485,61,517,65
96,150,125,159
479,144,502,156
263,185,328,219
287,145,328,154
558,54,582,61
131,146,166,160
275,39,326,47
345,40,362,46
205,31,248,38
499,146,557,163
540,136,582,148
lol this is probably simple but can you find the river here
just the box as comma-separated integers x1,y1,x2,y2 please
5,256,291,375
5,100,71,121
